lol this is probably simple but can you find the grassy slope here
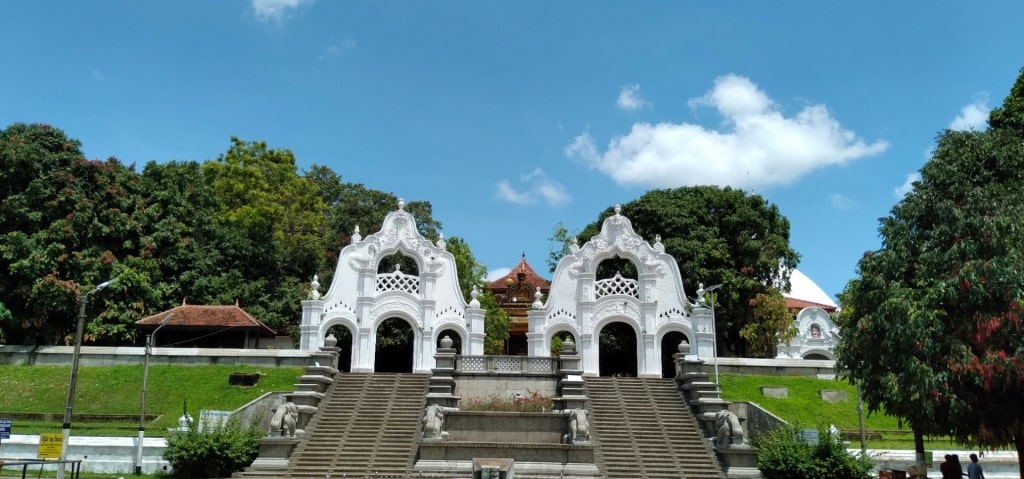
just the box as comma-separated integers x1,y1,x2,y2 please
0,364,303,436
719,374,963,450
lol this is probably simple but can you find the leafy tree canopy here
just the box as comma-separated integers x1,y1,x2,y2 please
837,66,1024,475
0,125,441,345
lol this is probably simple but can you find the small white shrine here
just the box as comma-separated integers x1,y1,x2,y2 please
527,205,714,377
775,306,841,360
298,199,484,373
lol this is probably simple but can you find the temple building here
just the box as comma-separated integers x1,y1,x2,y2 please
486,254,550,355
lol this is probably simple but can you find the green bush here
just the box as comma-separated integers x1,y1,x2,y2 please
163,416,263,478
754,423,874,479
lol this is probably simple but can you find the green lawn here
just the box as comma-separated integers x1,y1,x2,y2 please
719,374,965,450
0,364,303,437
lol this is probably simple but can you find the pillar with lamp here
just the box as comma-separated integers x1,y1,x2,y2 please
135,312,174,475
58,278,118,479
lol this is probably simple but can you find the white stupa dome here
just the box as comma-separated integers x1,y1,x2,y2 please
782,269,837,309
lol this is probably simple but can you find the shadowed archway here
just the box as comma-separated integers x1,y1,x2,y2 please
660,331,688,378
599,322,637,377
374,317,414,372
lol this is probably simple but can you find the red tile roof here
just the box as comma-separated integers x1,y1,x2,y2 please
487,254,550,293
135,303,277,337
785,297,838,312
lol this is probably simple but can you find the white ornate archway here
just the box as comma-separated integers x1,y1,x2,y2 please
527,205,713,377
298,199,485,373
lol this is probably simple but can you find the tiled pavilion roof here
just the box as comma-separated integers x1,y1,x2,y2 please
135,301,277,337
487,254,550,294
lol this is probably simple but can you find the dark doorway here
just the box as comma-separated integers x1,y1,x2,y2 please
375,317,414,372
599,322,638,377
804,353,831,360
326,325,354,373
660,331,688,378
436,329,463,354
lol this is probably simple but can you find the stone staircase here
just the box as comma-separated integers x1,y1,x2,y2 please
586,376,725,479
264,372,428,478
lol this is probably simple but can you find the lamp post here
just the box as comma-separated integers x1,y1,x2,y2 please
58,278,117,479
135,312,174,475
698,283,723,385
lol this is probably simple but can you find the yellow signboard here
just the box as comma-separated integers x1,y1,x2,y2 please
37,433,63,459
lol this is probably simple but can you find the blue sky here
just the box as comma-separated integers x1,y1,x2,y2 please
3,1,1023,303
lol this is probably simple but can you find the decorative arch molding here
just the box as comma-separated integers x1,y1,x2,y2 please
801,348,835,360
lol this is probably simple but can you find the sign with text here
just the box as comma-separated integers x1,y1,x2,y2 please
198,410,232,432
37,433,63,459
0,418,11,439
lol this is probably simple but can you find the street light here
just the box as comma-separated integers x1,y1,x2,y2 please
58,278,118,479
136,312,174,475
697,283,723,385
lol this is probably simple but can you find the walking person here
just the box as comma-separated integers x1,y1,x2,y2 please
967,453,985,479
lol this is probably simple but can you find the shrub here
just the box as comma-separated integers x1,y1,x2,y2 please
754,423,873,479
163,416,263,478
461,391,554,412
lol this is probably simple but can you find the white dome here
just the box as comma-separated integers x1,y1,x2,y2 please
783,269,837,308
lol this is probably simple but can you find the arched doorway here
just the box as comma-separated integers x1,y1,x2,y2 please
436,329,463,354
599,322,637,377
326,325,354,373
660,331,688,378
375,317,414,372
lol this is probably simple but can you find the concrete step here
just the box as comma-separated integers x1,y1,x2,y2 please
585,376,724,479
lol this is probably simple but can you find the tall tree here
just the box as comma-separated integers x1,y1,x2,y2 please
0,123,166,344
574,186,800,357
446,236,509,354
837,67,1024,475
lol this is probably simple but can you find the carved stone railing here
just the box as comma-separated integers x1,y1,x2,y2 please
456,355,558,374
375,270,420,295
594,273,639,299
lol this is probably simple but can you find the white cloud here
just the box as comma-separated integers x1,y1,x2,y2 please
494,169,572,207
617,84,649,111
893,172,921,198
318,39,357,61
251,0,312,23
829,193,857,210
566,74,889,190
949,98,989,131
487,267,512,282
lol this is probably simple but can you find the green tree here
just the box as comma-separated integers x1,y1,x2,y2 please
546,221,576,274
742,288,796,358
755,423,873,479
0,123,169,344
446,235,509,354
837,67,1024,475
574,187,800,357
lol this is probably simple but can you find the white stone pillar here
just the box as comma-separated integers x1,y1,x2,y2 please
466,307,485,355
299,299,324,351
640,333,658,378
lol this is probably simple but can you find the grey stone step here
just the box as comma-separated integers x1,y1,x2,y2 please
585,376,724,479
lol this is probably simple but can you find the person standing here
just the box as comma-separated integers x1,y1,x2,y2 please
967,453,985,479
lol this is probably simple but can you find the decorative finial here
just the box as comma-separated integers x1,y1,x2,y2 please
394,263,402,272
696,283,706,304
469,285,480,308
532,287,543,309
352,225,361,242
614,204,622,215
655,234,661,243
571,236,578,247
310,275,321,300
397,198,405,210
440,335,454,349
437,232,446,249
